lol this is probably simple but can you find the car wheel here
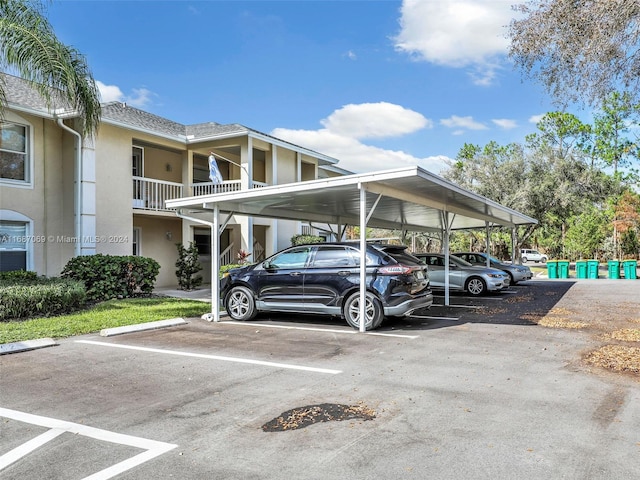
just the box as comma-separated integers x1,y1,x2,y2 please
224,286,257,321
522,257,528,263
465,277,486,296
542,257,547,263
343,291,383,330
508,273,517,285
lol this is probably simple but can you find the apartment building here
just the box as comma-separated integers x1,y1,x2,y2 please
0,74,349,286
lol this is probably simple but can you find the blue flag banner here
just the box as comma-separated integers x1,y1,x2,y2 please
208,155,224,184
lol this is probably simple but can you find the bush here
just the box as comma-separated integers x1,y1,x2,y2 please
291,234,324,246
219,263,244,278
0,278,86,321
61,254,160,301
0,270,39,284
175,242,203,290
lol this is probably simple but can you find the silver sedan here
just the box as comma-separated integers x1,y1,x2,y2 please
454,252,533,285
414,253,510,296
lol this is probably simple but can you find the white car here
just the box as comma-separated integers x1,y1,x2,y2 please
520,249,548,263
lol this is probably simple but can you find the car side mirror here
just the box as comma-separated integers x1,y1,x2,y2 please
263,260,273,269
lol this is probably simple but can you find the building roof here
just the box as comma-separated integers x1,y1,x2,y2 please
2,73,339,165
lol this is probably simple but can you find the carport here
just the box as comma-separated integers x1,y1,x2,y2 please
165,166,537,331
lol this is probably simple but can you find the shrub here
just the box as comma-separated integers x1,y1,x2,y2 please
61,254,160,301
291,234,324,246
0,278,86,321
219,263,244,278
0,270,38,284
175,242,202,290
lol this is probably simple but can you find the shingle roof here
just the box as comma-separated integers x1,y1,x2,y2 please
2,72,338,164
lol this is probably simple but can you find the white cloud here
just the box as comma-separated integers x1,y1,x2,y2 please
321,102,431,140
492,118,518,129
393,0,513,85
440,115,488,131
271,102,449,174
529,114,545,124
96,81,154,108
344,50,357,60
96,81,123,103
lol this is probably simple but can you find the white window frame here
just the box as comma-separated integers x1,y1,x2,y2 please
132,227,141,256
0,112,34,189
0,210,34,271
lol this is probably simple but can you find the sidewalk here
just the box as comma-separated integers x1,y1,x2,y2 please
154,285,212,302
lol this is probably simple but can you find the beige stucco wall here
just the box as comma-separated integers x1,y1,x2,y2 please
0,112,77,276
133,215,182,287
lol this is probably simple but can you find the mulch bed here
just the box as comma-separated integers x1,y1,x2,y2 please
261,403,376,432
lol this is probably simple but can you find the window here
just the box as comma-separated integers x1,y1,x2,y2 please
0,122,29,184
132,228,141,256
311,246,355,268
0,221,28,272
269,247,311,269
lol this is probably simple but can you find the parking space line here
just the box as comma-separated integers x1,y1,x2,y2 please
410,315,460,321
75,340,342,374
0,428,65,471
431,303,483,309
0,407,176,479
222,320,419,339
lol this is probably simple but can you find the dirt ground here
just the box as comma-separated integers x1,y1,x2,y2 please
448,279,640,380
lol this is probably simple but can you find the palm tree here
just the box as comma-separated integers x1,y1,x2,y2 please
0,0,101,136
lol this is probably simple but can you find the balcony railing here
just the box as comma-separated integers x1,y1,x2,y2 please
190,180,268,196
132,177,270,211
132,176,183,211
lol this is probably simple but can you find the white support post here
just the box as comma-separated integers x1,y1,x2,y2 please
485,221,491,268
212,204,220,322
443,211,450,307
359,185,367,333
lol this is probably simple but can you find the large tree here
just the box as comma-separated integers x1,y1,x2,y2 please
0,0,100,136
509,0,640,107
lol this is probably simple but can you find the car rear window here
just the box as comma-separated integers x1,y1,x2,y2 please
311,246,356,267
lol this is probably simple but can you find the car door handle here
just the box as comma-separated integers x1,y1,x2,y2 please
337,271,350,276
289,272,301,276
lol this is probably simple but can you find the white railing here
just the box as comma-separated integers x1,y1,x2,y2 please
132,177,183,211
190,180,269,196
253,239,265,262
220,243,234,266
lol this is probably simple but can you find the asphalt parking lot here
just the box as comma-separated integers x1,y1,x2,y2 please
2,279,640,479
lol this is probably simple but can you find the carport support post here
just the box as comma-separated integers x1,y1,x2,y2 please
442,211,451,307
359,185,367,333
212,204,220,322
485,222,491,268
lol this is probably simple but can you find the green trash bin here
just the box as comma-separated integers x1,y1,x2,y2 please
575,260,587,279
587,260,600,279
547,260,558,279
558,260,570,279
623,260,637,280
608,260,620,279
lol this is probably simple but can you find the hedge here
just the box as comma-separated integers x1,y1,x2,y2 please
0,278,86,321
61,254,160,301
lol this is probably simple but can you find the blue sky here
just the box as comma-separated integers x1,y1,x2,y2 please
47,0,562,174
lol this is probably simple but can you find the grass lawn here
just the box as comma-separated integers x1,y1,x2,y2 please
0,297,211,344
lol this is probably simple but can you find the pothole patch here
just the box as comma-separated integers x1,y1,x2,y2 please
261,403,376,432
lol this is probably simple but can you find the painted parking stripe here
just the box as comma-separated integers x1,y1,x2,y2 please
76,340,342,375
222,320,419,339
409,315,460,321
0,407,176,480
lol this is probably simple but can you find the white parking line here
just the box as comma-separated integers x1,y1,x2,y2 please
410,315,460,321
76,340,342,374
0,407,176,480
222,320,419,339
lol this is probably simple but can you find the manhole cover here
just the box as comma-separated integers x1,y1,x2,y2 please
262,403,376,432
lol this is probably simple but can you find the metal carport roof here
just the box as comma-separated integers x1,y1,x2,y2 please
166,166,537,331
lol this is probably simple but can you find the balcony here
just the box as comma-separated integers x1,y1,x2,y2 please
132,176,183,212
190,180,268,196
132,177,270,212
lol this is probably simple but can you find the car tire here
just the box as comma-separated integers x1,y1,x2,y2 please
508,273,518,285
465,277,486,296
542,257,547,263
224,286,257,321
343,291,383,330
522,257,528,263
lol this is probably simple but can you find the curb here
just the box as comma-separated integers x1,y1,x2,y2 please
0,338,58,355
100,318,187,337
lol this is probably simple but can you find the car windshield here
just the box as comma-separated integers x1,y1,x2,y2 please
449,255,473,267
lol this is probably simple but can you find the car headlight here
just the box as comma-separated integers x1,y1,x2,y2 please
487,273,503,278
